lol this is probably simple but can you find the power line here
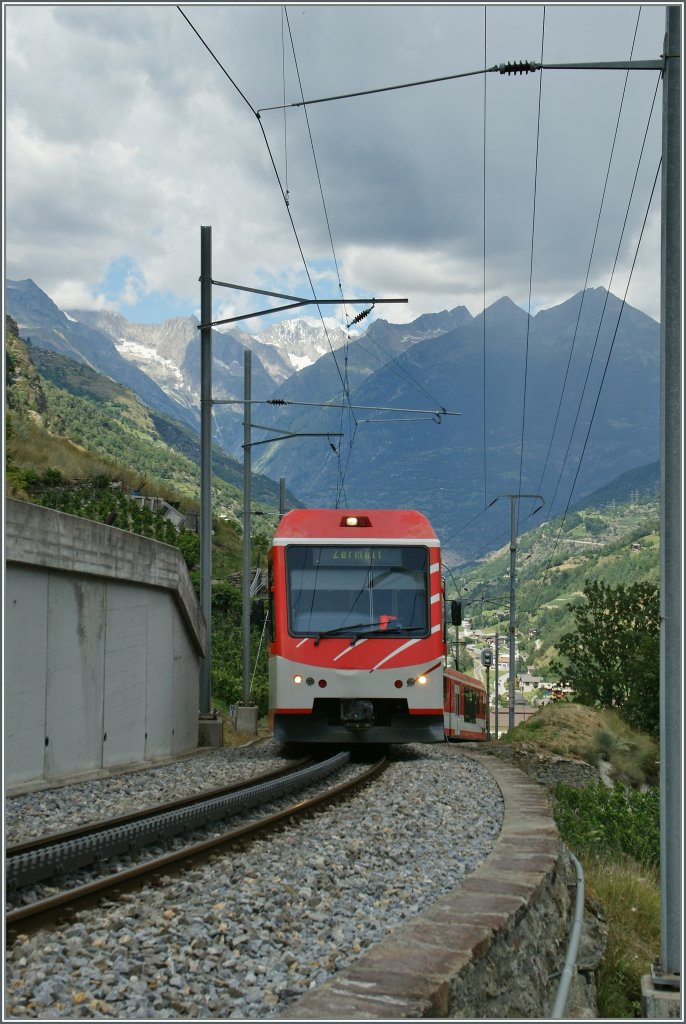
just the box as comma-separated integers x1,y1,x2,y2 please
530,7,646,518
541,72,661,533
517,9,546,521
258,65,496,113
528,157,662,606
257,59,663,115
281,7,358,505
178,6,354,406
518,8,650,576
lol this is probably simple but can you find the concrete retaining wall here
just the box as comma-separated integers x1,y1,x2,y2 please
279,752,606,1019
4,499,206,791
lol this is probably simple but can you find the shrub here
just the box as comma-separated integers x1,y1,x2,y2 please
553,782,659,869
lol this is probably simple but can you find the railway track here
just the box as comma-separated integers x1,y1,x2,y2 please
6,751,388,944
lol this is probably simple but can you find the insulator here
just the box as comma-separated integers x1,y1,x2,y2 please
498,60,537,75
348,306,372,328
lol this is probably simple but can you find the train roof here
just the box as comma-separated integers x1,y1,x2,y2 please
444,666,487,693
272,508,439,544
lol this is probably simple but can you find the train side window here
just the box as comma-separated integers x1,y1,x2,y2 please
464,690,478,724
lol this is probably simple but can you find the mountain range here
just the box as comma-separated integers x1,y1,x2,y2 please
5,278,660,563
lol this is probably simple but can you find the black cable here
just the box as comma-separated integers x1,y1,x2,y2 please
350,330,448,410
282,8,360,507
517,8,546,525
257,65,497,114
482,5,488,510
541,71,660,536
530,155,661,605
281,8,290,207
177,7,257,115
529,7,644,523
178,6,352,403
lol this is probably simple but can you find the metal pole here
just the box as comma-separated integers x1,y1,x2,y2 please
508,495,517,732
279,477,286,518
242,348,252,705
199,226,212,714
494,630,499,740
659,3,682,980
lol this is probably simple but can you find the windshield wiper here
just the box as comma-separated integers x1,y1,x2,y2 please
313,623,377,646
313,624,427,646
348,625,426,645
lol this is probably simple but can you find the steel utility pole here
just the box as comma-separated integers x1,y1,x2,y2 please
197,231,409,724
494,630,500,739
199,226,212,714
658,3,681,986
492,493,544,731
242,348,252,707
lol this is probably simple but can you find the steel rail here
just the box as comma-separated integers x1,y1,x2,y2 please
6,756,388,944
6,758,311,857
6,754,347,888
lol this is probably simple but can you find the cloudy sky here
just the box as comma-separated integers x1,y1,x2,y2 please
4,3,667,331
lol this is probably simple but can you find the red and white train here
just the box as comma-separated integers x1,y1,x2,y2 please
267,508,487,744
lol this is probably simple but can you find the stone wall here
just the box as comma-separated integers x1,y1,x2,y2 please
479,742,602,790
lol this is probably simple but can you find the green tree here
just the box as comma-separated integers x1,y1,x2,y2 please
210,583,269,713
551,580,659,735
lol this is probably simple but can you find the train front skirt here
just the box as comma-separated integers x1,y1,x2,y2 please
272,698,445,744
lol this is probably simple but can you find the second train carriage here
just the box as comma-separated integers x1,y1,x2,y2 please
443,667,488,741
267,508,487,744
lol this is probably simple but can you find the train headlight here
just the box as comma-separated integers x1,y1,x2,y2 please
293,674,303,684
340,514,370,527
417,675,428,686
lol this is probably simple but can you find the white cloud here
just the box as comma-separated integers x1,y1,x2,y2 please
50,281,115,313
4,3,667,324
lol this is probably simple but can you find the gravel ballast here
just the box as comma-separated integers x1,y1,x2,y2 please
5,741,504,1020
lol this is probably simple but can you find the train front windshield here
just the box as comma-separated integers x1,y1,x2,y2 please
285,545,430,637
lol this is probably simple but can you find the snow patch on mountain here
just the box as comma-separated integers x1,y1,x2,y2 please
289,354,314,371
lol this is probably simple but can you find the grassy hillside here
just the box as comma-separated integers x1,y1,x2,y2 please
451,496,659,674
493,700,658,786
5,317,293,573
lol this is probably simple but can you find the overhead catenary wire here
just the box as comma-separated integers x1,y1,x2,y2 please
517,8,546,524
281,6,358,506
539,71,661,538
528,155,662,608
280,7,290,207
180,4,663,536
178,3,384,510
177,6,354,408
350,330,450,411
257,59,663,114
527,7,646,528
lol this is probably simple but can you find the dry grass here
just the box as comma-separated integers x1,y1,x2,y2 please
496,702,658,787
215,702,272,747
584,855,660,1017
497,703,661,1017
7,416,119,490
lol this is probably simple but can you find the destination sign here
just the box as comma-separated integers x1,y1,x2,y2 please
315,547,403,566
